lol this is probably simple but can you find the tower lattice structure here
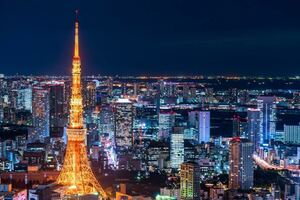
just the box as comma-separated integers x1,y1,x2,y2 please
56,16,107,199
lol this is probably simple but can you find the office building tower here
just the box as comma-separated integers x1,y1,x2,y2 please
31,87,50,142
48,82,65,137
180,162,200,200
49,83,64,124
170,127,184,169
247,108,260,151
257,96,276,145
134,105,158,141
232,115,247,137
284,124,300,145
83,81,96,108
188,111,198,128
158,111,175,140
199,111,210,143
114,98,133,148
99,105,115,137
16,88,32,112
146,141,169,170
184,139,198,162
184,128,197,141
188,111,210,143
229,138,254,190
99,105,116,165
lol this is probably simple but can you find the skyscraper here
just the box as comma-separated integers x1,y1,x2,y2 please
284,124,300,145
170,127,184,169
180,162,200,200
229,138,253,190
158,111,175,140
247,108,260,151
49,83,65,123
31,87,50,142
56,16,107,198
199,111,210,143
114,98,133,148
83,80,96,108
47,81,66,137
16,88,32,112
257,96,276,145
188,111,210,143
232,115,247,137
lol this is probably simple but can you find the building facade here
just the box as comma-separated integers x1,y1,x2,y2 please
229,138,254,190
180,162,200,200
114,99,134,148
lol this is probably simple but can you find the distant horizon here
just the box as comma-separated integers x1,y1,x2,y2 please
2,1,300,75
1,72,300,78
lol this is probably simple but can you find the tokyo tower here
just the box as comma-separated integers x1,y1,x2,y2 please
56,14,107,199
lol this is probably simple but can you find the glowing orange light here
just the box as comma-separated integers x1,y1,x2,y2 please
56,14,107,199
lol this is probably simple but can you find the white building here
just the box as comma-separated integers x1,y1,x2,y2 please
199,111,210,143
158,111,175,140
17,88,32,112
170,127,184,169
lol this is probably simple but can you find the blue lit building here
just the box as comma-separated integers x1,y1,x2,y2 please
257,96,276,145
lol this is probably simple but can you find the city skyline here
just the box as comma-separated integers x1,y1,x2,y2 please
1,1,300,76
1,2,300,200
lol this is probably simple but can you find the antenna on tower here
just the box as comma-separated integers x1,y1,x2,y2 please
75,9,79,22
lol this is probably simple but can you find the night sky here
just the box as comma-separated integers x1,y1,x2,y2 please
1,0,300,76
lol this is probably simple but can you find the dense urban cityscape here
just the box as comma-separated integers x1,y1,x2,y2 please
1,27,300,198
2,1,300,200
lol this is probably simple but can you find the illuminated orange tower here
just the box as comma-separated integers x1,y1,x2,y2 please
56,14,107,199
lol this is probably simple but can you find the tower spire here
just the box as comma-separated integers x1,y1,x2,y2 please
74,10,79,58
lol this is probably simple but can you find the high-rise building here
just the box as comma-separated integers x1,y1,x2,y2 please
56,16,107,198
134,105,158,141
188,111,210,143
188,111,198,128
47,81,66,137
99,105,116,166
83,80,96,108
170,127,184,169
232,115,247,137
49,83,65,125
257,96,276,145
99,105,115,137
284,124,300,145
180,162,200,200
16,88,32,112
199,111,210,143
247,108,260,151
229,138,253,190
158,111,175,140
31,87,50,142
114,98,133,148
